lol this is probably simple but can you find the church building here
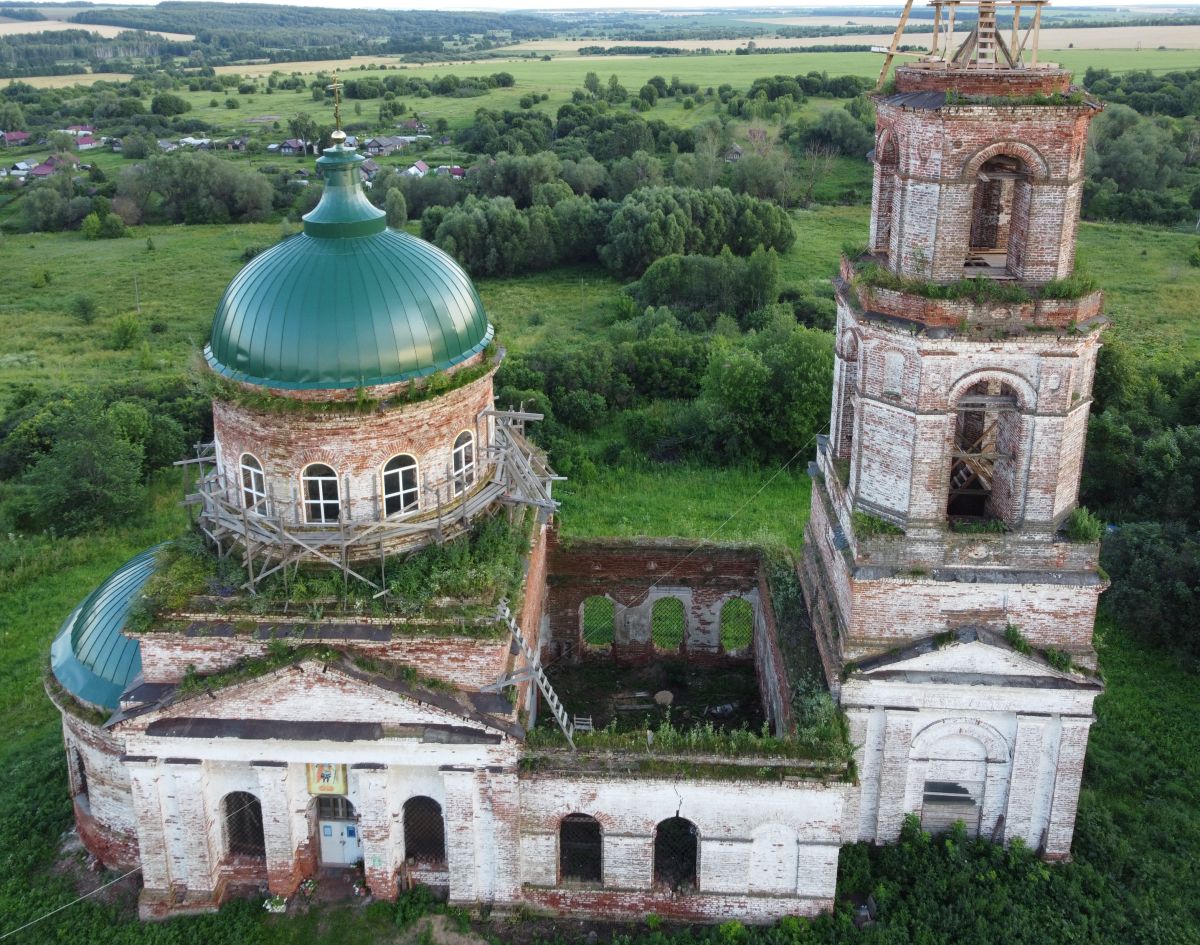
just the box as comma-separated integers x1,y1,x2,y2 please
48,1,1109,924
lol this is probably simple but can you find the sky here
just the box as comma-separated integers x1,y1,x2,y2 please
63,1,1200,9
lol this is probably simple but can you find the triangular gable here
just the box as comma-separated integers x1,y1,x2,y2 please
132,661,513,737
860,639,1066,679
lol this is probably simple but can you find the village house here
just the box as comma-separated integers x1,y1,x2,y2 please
0,130,30,147
47,1,1111,928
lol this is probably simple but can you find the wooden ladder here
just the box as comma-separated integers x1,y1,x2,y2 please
498,600,575,749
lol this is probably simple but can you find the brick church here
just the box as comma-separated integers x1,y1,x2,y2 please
48,1,1109,924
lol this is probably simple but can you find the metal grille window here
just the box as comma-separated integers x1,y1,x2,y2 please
651,597,685,650
653,817,698,892
559,814,602,884
720,597,754,652
317,796,355,820
302,463,340,523
240,453,267,512
223,791,266,858
382,454,420,516
403,796,446,866
451,431,474,496
581,596,615,646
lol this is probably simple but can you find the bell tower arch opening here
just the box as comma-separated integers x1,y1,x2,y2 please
966,154,1031,278
947,380,1023,527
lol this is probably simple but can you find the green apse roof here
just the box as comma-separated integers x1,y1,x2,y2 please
204,143,492,390
50,546,160,712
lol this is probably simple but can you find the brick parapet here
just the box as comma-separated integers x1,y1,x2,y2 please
894,65,1073,96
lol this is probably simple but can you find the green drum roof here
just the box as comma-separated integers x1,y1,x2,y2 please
205,144,492,390
51,546,160,713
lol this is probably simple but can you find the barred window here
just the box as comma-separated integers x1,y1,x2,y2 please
403,796,446,867
653,817,698,892
382,454,419,516
223,791,265,859
559,813,602,884
302,463,340,523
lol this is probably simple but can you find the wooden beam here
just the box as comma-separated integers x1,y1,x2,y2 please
876,0,916,90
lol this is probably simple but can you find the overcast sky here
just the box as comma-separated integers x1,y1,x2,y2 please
80,1,1200,9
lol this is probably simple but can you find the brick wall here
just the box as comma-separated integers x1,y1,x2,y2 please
211,368,496,526
60,712,140,869
894,65,1072,96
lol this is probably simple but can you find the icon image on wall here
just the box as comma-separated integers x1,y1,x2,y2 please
346,826,356,838
323,825,333,837
306,762,348,796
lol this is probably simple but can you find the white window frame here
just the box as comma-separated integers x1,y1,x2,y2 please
451,431,475,496
382,454,420,517
302,463,340,524
240,453,267,513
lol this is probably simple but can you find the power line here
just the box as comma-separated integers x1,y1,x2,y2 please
0,866,142,942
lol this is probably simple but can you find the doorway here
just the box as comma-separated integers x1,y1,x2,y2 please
316,795,363,866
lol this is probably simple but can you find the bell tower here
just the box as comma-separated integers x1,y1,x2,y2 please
803,0,1106,858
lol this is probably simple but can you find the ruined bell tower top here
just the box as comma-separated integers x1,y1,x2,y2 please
879,0,1071,96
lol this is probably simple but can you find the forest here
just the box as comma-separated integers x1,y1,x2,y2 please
1,22,1200,945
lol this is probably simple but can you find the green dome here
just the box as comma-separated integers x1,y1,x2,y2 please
205,145,492,390
51,546,160,713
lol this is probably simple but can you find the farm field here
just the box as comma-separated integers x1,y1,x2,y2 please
507,24,1200,52
0,18,193,40
13,42,1200,92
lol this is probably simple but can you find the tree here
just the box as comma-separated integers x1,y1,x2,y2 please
151,92,190,116
21,185,68,232
584,71,601,98
385,188,407,227
0,101,24,131
288,113,318,155
607,150,663,201
1087,103,1184,193
606,74,628,104
19,411,145,535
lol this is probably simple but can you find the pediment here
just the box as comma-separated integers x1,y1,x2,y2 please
855,635,1089,685
129,660,518,739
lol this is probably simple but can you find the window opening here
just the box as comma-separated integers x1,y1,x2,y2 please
651,597,685,650
240,454,266,512
581,596,615,646
966,154,1029,277
382,454,419,516
948,381,1019,524
73,748,88,797
452,432,474,496
303,463,340,523
559,813,602,883
719,598,754,652
223,791,266,858
921,780,983,838
653,817,698,892
317,796,356,820
403,796,446,866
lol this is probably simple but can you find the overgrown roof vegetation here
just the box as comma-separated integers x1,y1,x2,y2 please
850,259,1101,304
127,512,533,634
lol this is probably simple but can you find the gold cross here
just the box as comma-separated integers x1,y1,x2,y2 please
327,72,343,133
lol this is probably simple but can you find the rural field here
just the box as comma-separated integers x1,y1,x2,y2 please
0,18,193,40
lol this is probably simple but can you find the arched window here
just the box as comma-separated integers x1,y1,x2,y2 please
719,598,754,653
240,453,266,512
223,791,265,858
403,796,446,867
653,817,698,892
302,463,340,523
581,596,615,646
451,431,474,496
651,597,685,650
559,813,602,884
382,454,419,517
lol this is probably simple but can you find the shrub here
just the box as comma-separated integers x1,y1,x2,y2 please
110,312,143,350
69,295,97,324
1065,506,1104,542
